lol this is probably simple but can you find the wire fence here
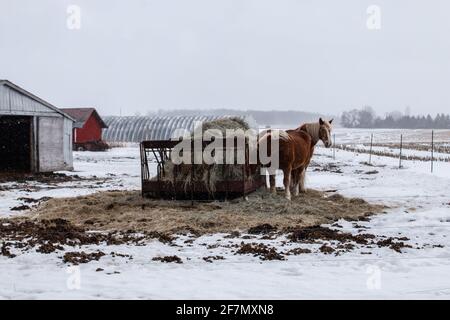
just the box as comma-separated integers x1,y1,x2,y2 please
326,130,450,171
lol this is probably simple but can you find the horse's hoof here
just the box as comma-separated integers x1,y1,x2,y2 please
285,195,291,201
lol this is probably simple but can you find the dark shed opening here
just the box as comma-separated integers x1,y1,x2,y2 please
0,116,32,172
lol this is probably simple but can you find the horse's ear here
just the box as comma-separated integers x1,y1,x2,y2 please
329,119,333,124
319,118,324,125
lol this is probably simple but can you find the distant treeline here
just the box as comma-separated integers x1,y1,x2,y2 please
341,107,450,129
153,108,326,126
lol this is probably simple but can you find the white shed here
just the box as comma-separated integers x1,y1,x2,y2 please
0,80,74,172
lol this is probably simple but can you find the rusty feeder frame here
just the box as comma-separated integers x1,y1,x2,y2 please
140,138,265,200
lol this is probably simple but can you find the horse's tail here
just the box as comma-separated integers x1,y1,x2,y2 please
278,130,291,141
257,131,270,168
258,129,290,143
258,130,270,146
257,129,290,168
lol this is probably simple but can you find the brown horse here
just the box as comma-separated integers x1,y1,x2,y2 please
259,118,333,200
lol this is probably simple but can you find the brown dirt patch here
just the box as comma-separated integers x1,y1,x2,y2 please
17,197,52,204
319,244,335,254
287,225,376,244
248,224,277,234
0,172,83,184
10,205,31,211
0,218,176,260
63,251,106,265
202,255,225,263
152,255,183,263
0,173,109,193
287,225,412,255
27,188,385,235
236,242,285,261
376,237,412,253
1,242,16,258
285,247,312,255
36,242,64,254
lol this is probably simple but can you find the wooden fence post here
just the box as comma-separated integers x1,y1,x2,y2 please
369,133,373,165
431,130,434,173
399,134,403,169
333,134,336,160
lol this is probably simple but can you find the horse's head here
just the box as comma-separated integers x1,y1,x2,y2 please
319,118,333,148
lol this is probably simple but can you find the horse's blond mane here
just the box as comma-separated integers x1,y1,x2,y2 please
300,122,320,144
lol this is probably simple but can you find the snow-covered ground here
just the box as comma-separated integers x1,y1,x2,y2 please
1,133,450,299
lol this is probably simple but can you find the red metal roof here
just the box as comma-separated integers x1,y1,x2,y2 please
61,108,108,129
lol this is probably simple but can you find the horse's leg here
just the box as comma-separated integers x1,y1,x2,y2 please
283,167,292,200
263,169,270,191
292,167,302,196
269,174,276,194
299,166,307,193
290,169,297,191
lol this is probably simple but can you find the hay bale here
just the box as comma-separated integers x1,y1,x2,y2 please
157,117,257,194
195,116,250,135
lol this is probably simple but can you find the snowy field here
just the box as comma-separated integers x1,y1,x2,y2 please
1,129,450,299
330,128,450,144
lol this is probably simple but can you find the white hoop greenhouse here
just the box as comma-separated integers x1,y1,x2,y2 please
102,115,257,142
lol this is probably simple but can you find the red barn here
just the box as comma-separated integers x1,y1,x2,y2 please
61,108,108,151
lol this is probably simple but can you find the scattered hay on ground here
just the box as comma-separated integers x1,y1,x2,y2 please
26,188,385,235
0,190,419,261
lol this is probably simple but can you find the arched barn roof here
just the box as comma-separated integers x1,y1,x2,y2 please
102,115,257,142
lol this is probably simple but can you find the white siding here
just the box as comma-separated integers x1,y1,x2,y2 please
38,117,66,172
63,117,74,170
0,85,9,109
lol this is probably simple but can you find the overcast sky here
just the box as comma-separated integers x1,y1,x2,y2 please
1,0,449,116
